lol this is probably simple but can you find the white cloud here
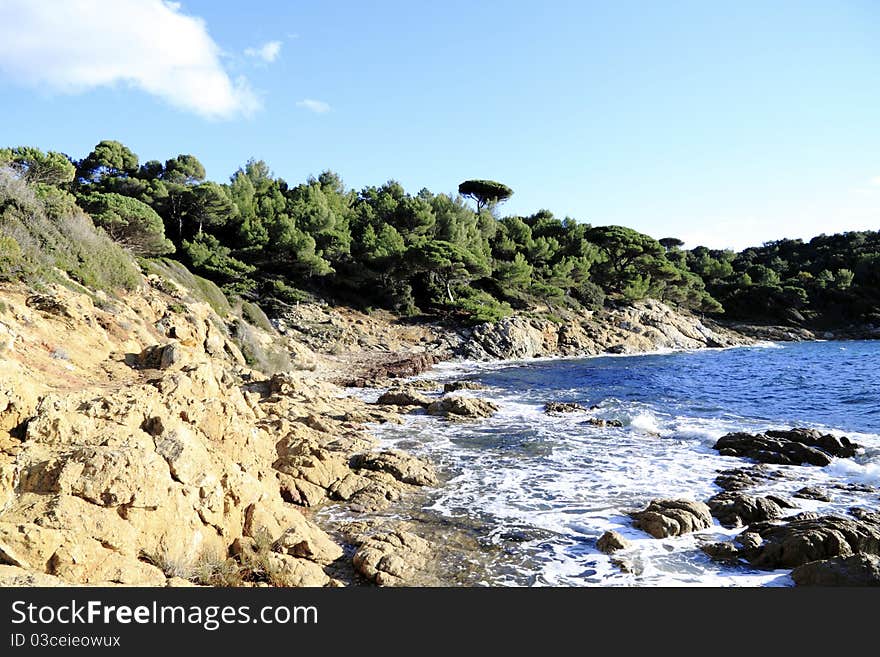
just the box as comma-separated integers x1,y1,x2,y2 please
0,0,259,119
870,176,880,187
244,40,282,63
296,99,331,114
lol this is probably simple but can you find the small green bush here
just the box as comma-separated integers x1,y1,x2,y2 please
571,280,606,311
231,318,291,374
240,300,275,333
454,289,512,324
0,235,23,280
142,258,231,316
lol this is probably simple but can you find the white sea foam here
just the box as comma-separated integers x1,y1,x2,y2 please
350,342,880,587
825,458,880,486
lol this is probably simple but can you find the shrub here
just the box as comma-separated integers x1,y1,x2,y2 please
231,318,291,374
0,168,141,291
141,258,231,316
454,289,512,324
240,300,275,333
0,235,23,280
571,280,606,310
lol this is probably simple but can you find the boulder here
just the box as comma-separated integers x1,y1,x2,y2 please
427,395,499,420
794,486,832,502
241,503,336,561
713,428,859,466
630,499,713,538
349,450,438,486
706,492,792,528
137,342,182,370
352,530,431,586
703,514,880,570
597,530,630,553
443,381,486,392
264,552,329,587
544,402,586,413
791,554,880,586
375,388,432,408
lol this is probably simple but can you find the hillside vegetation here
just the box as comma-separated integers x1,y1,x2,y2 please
2,141,877,328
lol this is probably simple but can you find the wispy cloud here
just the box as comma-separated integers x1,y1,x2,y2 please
244,40,282,63
296,99,331,114
870,176,880,187
0,0,258,120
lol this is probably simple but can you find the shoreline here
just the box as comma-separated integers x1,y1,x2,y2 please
2,275,878,587
349,336,880,587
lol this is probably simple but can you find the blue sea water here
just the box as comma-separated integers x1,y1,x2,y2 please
363,341,880,586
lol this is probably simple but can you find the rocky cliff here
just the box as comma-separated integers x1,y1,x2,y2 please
0,277,436,587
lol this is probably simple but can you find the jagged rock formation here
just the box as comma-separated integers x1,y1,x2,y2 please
0,279,438,587
459,299,750,361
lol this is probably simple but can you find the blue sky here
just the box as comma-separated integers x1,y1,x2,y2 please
0,0,877,250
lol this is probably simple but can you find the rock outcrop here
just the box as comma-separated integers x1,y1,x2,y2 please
706,492,793,528
0,278,441,587
352,529,432,586
426,395,499,420
460,299,749,361
376,388,432,408
630,499,713,538
703,514,880,570
791,554,880,586
544,402,586,413
349,450,438,487
713,428,859,466
443,381,485,392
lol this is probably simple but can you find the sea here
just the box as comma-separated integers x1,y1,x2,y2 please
352,340,880,587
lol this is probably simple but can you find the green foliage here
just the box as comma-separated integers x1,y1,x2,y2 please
458,179,513,213
0,146,76,185
77,140,139,182
571,280,605,310
0,170,141,291
181,233,256,296
240,300,275,333
78,192,175,257
142,258,231,316
452,289,512,324
16,137,876,331
0,235,23,280
231,318,291,374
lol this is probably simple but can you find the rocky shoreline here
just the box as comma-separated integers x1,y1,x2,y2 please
2,274,877,587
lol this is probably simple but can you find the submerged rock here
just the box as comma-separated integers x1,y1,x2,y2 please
444,381,486,392
713,428,859,466
544,401,586,414
375,388,432,408
597,530,630,553
714,465,783,492
427,395,499,420
585,417,623,428
630,499,713,538
791,554,880,586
